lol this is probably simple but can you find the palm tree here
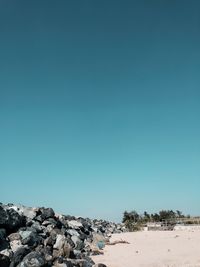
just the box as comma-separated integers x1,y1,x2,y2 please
143,211,150,222
176,210,183,218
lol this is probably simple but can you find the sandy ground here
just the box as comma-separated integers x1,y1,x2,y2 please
92,231,200,267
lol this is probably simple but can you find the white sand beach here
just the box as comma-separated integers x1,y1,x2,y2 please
92,230,200,267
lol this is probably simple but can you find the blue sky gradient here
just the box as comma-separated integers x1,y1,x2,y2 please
0,0,200,221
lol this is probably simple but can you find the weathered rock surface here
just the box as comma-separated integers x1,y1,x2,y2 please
0,253,10,267
17,251,46,267
0,206,25,232
0,203,126,267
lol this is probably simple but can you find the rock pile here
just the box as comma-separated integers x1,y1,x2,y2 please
0,203,126,267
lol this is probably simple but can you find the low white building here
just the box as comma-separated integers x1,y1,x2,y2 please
174,225,200,231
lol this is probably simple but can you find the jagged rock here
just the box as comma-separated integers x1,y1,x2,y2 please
0,253,10,267
10,240,23,253
68,220,83,229
45,224,55,233
0,206,25,232
27,221,44,233
51,228,62,236
91,227,98,233
0,239,9,251
42,218,57,227
65,236,76,249
0,248,12,258
64,258,94,267
10,204,38,220
52,249,59,259
21,207,37,220
9,247,30,267
0,206,9,225
17,251,46,267
72,249,81,258
67,229,80,237
0,228,6,240
53,244,71,258
78,231,88,241
19,230,41,247
39,207,55,220
34,215,43,223
52,264,67,267
53,234,71,258
8,232,21,241
71,235,84,250
0,230,8,253
53,235,67,250
0,203,126,267
49,229,62,245
35,245,53,263
44,236,55,247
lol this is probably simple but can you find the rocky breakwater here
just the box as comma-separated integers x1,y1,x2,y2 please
0,203,126,267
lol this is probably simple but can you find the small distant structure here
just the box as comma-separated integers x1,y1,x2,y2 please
174,217,200,231
146,222,162,231
174,225,200,231
145,217,200,231
146,221,174,231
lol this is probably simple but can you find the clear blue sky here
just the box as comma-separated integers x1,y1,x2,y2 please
0,0,200,222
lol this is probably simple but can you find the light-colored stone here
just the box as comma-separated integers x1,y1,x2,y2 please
68,220,83,228
53,235,71,258
71,235,80,245
52,264,67,267
10,240,23,253
19,230,32,241
0,248,12,257
53,234,66,250
8,232,21,241
67,229,80,237
6,204,37,219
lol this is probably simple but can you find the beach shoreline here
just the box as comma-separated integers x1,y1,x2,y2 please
92,230,200,267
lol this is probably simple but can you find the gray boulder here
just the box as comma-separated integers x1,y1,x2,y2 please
8,204,37,220
53,234,71,258
17,251,46,267
0,253,10,267
9,247,30,267
0,239,10,252
0,248,12,258
8,232,21,241
10,240,24,253
19,230,41,247
68,220,83,229
71,235,84,250
39,207,55,220
66,229,80,237
0,206,25,232
0,228,6,240
0,202,126,267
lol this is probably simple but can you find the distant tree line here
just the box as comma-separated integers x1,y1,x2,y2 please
122,210,189,231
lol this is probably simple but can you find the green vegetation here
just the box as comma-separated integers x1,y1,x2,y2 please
122,209,186,231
